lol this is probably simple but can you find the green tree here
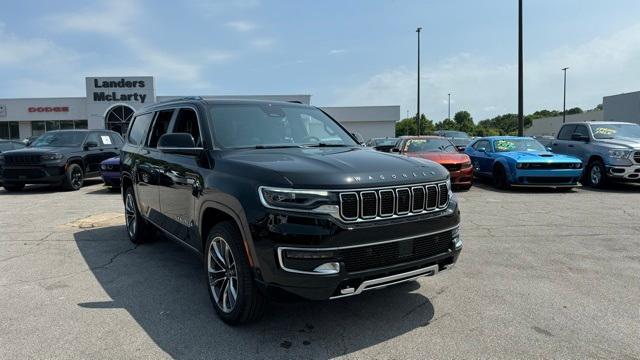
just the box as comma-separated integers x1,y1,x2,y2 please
453,111,474,133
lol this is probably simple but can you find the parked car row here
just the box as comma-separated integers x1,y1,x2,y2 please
365,121,640,190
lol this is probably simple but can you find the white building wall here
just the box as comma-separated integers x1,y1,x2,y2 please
603,91,640,124
320,106,400,140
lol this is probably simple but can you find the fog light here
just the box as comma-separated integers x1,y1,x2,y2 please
285,250,334,259
313,262,340,274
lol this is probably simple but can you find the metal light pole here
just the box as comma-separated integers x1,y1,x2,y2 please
562,67,569,123
416,27,422,136
517,0,524,136
448,93,451,120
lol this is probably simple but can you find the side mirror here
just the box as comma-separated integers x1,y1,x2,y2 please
546,146,552,152
158,133,203,156
84,141,98,149
391,148,400,153
570,133,589,142
351,132,365,145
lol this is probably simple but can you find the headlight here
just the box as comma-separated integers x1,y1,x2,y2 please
101,164,107,170
446,177,453,198
259,187,338,211
516,163,529,169
41,153,63,161
608,149,632,159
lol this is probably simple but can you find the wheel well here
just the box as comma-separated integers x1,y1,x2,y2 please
493,161,504,172
67,159,84,173
587,155,604,166
200,207,239,251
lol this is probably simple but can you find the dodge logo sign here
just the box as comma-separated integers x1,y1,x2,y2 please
28,106,69,113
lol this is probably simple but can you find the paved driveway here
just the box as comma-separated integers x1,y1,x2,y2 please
0,181,638,359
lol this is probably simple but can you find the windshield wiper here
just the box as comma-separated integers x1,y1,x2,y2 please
253,144,303,149
303,143,351,148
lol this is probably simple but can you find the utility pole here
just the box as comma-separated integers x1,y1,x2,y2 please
517,0,524,136
448,93,451,120
416,27,422,136
562,67,569,123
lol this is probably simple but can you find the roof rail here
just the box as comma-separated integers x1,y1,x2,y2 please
287,100,303,104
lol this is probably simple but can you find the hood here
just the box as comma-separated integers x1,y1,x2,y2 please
501,151,581,163
101,156,120,165
595,137,640,149
1,146,79,156
218,147,450,189
404,152,470,164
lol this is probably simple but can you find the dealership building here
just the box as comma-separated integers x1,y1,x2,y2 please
0,76,399,141
525,90,640,137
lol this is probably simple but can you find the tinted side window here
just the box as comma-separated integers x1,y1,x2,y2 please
128,113,153,145
573,125,589,137
172,108,201,146
473,140,490,151
557,125,576,140
85,132,101,147
148,110,174,148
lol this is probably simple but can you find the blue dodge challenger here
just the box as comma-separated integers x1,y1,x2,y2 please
465,136,584,189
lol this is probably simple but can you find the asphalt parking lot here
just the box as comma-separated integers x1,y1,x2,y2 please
0,181,639,359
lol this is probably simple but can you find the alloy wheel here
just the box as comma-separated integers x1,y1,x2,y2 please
590,164,603,185
125,192,137,238
71,168,83,189
208,237,238,313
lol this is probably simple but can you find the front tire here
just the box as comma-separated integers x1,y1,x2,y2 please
124,186,152,244
493,165,510,190
63,163,84,191
205,222,265,325
585,159,607,188
3,183,25,192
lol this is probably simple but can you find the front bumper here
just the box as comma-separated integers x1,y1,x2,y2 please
0,165,66,185
249,200,461,301
100,171,121,186
511,168,583,187
450,166,473,188
607,164,640,181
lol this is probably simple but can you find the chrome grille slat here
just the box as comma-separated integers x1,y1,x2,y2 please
337,182,450,222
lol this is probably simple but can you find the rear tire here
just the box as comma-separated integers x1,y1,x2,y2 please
585,159,607,188
63,163,84,191
3,183,25,192
124,186,153,244
205,221,266,325
492,165,510,190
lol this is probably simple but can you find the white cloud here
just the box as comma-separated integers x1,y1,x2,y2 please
226,20,257,32
0,22,78,66
206,50,236,63
332,22,640,122
329,49,346,55
250,37,275,49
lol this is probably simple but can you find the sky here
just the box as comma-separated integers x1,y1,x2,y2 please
1,0,640,122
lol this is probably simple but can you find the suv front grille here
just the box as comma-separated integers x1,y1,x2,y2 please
337,229,454,272
338,182,449,222
4,154,41,165
634,151,640,164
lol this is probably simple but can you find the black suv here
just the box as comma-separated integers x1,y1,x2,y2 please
121,98,462,324
0,130,123,191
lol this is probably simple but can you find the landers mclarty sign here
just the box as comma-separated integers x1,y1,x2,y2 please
92,78,148,103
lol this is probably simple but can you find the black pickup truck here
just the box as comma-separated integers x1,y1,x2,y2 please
0,130,123,191
120,98,463,324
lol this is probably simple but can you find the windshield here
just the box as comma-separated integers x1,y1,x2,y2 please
493,138,546,152
374,138,398,146
209,104,358,149
590,123,640,139
442,131,470,138
30,132,86,148
404,138,457,153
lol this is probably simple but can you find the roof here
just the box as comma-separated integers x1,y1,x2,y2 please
564,121,635,125
398,135,446,139
138,97,309,113
481,136,535,141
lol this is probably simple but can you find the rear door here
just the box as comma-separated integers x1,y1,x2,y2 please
82,132,110,175
126,112,158,217
158,107,206,248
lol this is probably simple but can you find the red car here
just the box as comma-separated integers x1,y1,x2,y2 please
393,136,473,189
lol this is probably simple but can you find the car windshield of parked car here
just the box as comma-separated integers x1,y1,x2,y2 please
374,138,398,146
404,138,457,153
29,132,86,148
590,123,640,139
209,104,358,148
442,131,470,138
493,138,546,152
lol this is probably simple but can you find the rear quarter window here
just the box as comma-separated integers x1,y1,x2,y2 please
127,113,153,145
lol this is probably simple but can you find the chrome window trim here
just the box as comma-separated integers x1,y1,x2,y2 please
359,191,378,219
395,188,411,215
378,189,395,217
339,192,359,220
411,186,425,212
276,225,458,275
